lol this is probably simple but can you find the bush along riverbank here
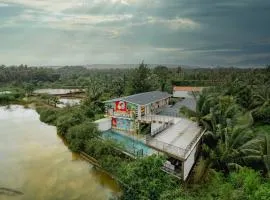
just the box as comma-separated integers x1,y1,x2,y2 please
0,91,24,105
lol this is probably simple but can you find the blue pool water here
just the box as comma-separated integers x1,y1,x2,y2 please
102,130,153,156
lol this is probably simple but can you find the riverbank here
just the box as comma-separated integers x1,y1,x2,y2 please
0,105,120,200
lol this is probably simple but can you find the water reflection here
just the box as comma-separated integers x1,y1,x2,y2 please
57,98,81,108
33,89,84,95
0,105,120,200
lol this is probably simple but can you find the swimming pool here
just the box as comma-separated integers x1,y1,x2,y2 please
102,130,153,157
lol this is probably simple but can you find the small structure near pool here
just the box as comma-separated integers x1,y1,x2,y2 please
95,91,205,181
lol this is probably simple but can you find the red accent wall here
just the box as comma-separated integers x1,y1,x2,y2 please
115,101,127,112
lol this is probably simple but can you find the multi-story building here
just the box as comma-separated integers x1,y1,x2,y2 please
104,91,171,133
98,91,205,181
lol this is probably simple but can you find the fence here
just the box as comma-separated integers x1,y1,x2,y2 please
146,135,187,158
150,119,174,137
103,134,144,158
146,128,205,159
140,114,176,123
158,111,181,118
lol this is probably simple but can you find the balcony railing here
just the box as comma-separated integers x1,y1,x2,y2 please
150,119,174,137
146,135,187,158
146,128,205,159
140,114,176,123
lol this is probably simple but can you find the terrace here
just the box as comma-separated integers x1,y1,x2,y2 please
145,117,204,160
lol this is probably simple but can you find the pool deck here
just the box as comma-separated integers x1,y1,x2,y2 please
102,129,157,157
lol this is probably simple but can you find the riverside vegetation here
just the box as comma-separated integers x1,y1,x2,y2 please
0,63,270,199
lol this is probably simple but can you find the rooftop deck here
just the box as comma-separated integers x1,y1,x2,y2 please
145,115,204,160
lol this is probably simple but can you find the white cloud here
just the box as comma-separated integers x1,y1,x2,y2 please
105,29,121,38
155,47,185,52
131,16,199,30
3,8,133,31
1,0,85,12
147,17,199,30
2,0,137,12
187,49,241,53
0,3,9,7
93,0,136,5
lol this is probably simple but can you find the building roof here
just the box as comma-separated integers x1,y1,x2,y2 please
146,116,204,160
105,91,171,105
173,86,203,92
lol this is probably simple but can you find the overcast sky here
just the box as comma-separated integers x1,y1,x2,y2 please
0,0,270,67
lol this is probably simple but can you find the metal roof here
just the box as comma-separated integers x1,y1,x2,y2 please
105,91,171,105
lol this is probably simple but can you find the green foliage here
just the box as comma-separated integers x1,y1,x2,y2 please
66,121,99,152
118,155,178,200
56,108,85,136
23,83,35,96
0,65,60,84
159,188,194,200
229,168,261,195
253,103,270,124
187,168,270,200
0,91,23,104
37,107,58,124
126,62,153,94
99,155,126,174
153,66,170,91
253,183,270,200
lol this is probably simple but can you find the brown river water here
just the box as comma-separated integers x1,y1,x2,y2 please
0,105,120,200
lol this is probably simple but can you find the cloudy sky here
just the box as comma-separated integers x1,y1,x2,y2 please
0,0,270,67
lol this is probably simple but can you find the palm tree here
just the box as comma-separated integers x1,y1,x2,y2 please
252,85,270,108
206,126,261,171
261,134,270,177
193,125,261,183
254,134,270,177
252,85,270,124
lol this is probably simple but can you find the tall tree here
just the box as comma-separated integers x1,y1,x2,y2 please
127,62,152,94
153,65,169,91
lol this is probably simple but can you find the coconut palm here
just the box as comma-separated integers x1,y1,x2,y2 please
261,134,270,177
207,126,261,171
252,85,270,124
253,85,270,108
193,125,261,183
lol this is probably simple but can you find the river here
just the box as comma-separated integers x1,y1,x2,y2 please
0,105,120,200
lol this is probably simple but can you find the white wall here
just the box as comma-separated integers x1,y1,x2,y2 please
173,91,192,98
183,144,198,180
95,118,111,131
151,121,165,135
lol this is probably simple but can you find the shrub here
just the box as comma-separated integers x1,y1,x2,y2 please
56,109,85,136
253,183,270,200
66,121,99,152
37,107,58,124
118,155,178,200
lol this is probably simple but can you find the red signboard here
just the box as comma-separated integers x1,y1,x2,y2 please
112,118,117,127
115,101,127,112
